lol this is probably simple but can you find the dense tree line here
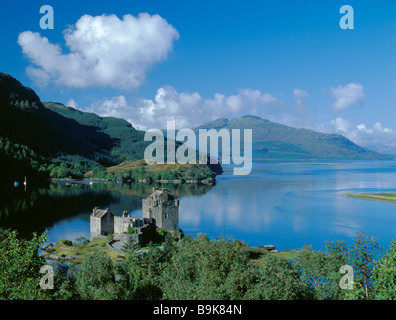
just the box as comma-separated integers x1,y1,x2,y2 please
1,228,395,300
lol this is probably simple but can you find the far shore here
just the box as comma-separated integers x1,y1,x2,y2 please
277,162,343,165
49,177,215,185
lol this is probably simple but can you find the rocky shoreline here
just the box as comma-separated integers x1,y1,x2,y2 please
40,240,81,263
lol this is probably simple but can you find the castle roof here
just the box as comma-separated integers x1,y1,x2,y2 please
148,188,174,200
92,208,112,218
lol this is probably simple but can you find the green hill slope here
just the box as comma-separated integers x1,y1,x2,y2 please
0,73,123,166
43,102,149,162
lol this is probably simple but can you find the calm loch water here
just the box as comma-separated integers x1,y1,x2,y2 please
2,161,396,251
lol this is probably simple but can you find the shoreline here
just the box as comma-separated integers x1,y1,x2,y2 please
49,177,216,185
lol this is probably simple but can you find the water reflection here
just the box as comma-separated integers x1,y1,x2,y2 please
181,161,396,250
2,161,396,250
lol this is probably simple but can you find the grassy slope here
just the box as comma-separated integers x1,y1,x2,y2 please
105,159,197,174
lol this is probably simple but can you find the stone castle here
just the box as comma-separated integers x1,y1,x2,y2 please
90,188,180,250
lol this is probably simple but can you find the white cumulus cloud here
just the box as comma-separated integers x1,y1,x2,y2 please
18,13,179,90
87,95,136,125
330,117,396,153
356,123,373,134
134,87,282,129
88,86,283,130
330,83,365,112
373,122,392,134
66,99,79,109
331,117,354,134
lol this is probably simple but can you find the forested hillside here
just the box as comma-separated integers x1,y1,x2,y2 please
0,73,220,186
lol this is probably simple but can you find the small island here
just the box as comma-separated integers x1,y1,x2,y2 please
87,159,218,185
340,192,396,204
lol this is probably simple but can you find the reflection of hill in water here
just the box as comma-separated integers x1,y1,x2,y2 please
104,181,213,198
0,181,213,239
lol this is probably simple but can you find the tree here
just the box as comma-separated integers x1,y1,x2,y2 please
51,263,79,300
372,239,396,300
56,166,71,179
294,241,349,300
246,253,312,300
348,232,381,299
161,234,255,300
49,167,58,178
116,250,163,300
122,170,131,181
73,254,119,300
0,230,50,300
121,234,140,253
106,172,115,181
47,163,56,172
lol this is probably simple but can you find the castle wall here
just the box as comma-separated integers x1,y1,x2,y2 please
161,200,179,230
120,233,143,247
142,198,149,220
101,212,114,236
90,216,102,240
114,216,129,235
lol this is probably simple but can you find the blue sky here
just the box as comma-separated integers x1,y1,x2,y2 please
1,0,396,152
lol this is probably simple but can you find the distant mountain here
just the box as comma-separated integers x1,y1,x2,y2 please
362,143,396,156
193,115,388,161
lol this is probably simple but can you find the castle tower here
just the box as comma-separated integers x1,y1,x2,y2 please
142,188,179,230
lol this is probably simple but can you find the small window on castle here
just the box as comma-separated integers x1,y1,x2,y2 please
165,212,168,219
